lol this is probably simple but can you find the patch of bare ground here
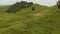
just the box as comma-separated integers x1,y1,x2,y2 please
33,10,48,16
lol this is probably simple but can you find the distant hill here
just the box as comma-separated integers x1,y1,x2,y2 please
0,2,60,34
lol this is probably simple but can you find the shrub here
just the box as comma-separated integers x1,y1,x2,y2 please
32,7,35,11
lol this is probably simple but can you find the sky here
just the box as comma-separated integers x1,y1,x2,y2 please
0,0,58,6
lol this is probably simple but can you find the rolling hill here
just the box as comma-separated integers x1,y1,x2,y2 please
0,3,60,34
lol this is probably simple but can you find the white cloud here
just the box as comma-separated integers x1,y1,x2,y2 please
0,0,58,6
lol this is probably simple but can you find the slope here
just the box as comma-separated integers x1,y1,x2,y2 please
0,4,60,34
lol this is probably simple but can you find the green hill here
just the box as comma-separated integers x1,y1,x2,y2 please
0,3,60,34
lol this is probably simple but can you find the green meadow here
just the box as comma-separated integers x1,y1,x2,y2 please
0,3,60,34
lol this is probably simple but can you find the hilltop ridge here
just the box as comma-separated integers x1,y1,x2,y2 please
0,2,60,34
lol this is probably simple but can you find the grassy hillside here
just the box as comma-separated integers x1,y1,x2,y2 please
0,4,60,34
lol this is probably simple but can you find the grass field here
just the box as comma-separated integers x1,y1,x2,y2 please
0,4,60,34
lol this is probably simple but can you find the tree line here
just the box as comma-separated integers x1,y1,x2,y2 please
7,1,34,13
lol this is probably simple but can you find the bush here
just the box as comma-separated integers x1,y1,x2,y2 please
32,7,35,11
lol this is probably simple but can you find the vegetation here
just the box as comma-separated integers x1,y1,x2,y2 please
32,7,35,11
7,1,33,13
0,1,60,34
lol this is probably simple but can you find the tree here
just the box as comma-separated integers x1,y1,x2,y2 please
57,0,60,12
57,0,60,9
27,2,33,7
7,1,33,13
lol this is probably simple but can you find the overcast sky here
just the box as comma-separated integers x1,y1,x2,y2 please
0,0,58,6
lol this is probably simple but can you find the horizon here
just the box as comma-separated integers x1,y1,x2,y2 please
0,0,58,6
